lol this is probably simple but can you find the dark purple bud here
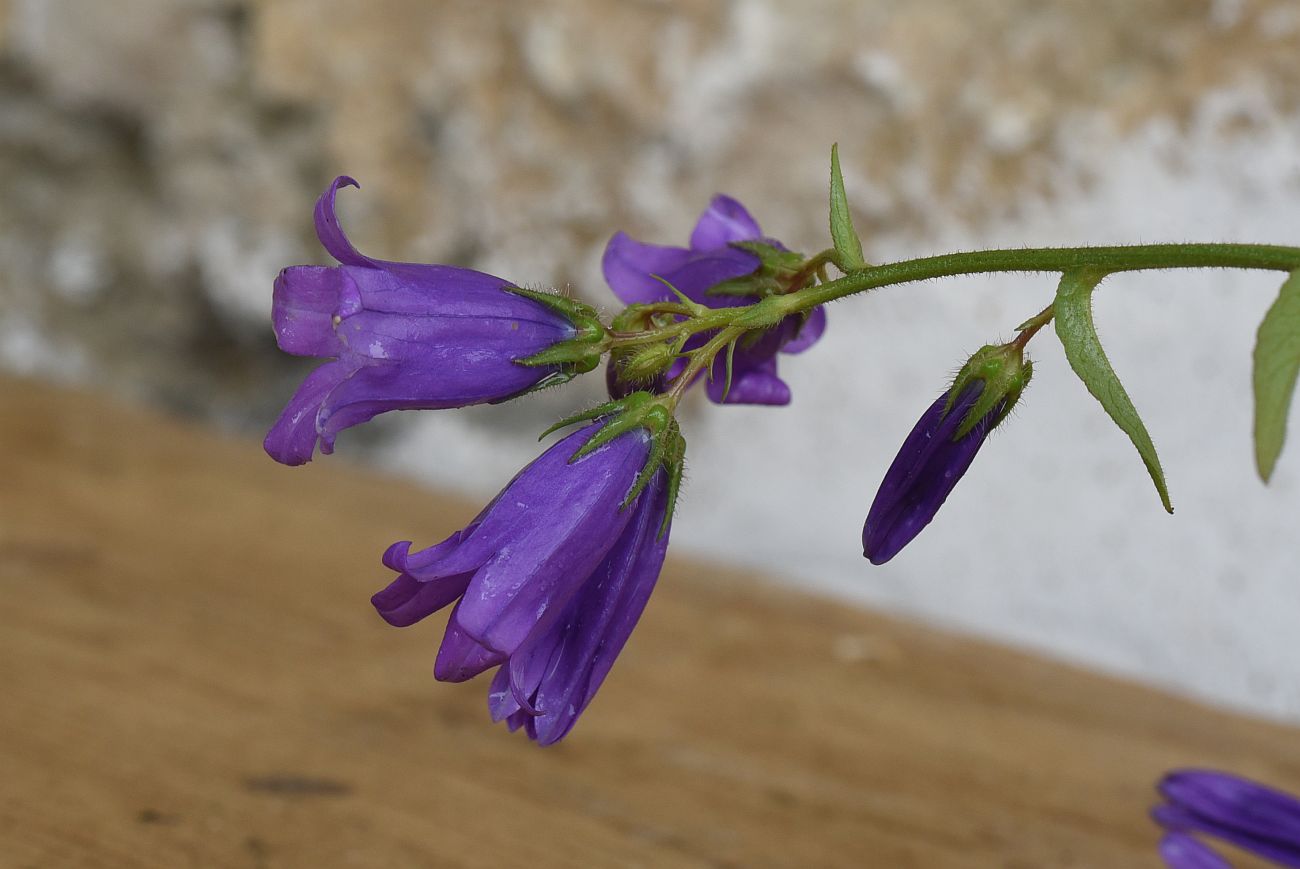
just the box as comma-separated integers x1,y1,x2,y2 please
1152,769,1300,868
265,176,596,466
861,383,1002,565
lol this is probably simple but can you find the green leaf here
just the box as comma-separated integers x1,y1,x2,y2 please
829,143,865,271
1054,269,1173,513
1253,269,1300,482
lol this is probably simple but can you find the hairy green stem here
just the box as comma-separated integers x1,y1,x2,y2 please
605,243,1300,367
780,244,1300,314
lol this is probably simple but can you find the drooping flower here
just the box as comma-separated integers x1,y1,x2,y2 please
862,343,1031,564
370,398,682,745
265,176,603,466
1152,769,1300,868
601,195,827,405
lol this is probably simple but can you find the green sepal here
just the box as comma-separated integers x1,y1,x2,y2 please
1252,269,1300,482
569,392,670,462
505,285,602,323
946,343,1033,437
659,427,686,538
541,391,688,528
707,242,808,299
537,398,624,441
508,286,608,375
717,339,738,403
1054,269,1173,513
648,275,709,315
829,143,866,272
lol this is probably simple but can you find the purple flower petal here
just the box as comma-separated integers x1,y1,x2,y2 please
334,309,567,366
1155,802,1300,867
705,353,791,406
529,468,672,745
370,572,471,628
270,266,350,357
1151,770,1300,867
313,175,376,268
1161,770,1300,847
434,603,507,682
262,359,351,466
455,435,649,655
781,306,827,355
267,177,580,465
689,194,763,250
601,232,694,305
1158,833,1232,869
377,424,649,657
659,250,761,306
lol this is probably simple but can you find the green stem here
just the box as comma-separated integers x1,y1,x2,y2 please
780,243,1300,314
604,243,1300,380
666,326,744,403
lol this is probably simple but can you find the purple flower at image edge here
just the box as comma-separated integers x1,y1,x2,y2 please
1153,769,1300,868
601,195,827,405
265,176,579,466
370,419,671,745
862,382,1002,565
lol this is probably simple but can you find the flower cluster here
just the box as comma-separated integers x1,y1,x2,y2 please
265,177,825,744
264,163,1053,743
264,146,1300,757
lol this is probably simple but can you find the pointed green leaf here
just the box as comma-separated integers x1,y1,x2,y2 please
1054,269,1173,512
829,143,866,272
1253,269,1300,482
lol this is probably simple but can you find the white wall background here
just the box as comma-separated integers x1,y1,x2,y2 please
381,94,1300,724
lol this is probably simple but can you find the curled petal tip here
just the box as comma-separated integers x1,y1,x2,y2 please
314,175,373,267
382,540,412,571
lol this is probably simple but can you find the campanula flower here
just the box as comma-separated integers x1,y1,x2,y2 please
265,176,602,466
370,409,678,745
1153,769,1300,868
601,195,826,405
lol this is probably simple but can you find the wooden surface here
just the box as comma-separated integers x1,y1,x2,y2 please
2,375,1296,869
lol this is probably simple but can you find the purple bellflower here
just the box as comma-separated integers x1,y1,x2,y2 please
370,403,680,745
863,342,1031,564
265,176,602,466
1153,769,1300,868
601,195,827,405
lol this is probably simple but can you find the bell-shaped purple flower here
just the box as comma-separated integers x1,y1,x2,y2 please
265,176,600,466
370,417,673,745
1153,769,1300,868
601,195,827,405
862,383,1002,565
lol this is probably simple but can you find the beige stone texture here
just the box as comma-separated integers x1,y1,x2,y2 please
3,0,1298,424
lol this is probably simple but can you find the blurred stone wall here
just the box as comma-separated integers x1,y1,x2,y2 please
4,0,1300,720
4,0,1297,421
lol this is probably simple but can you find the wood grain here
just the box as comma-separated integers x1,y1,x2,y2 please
1,375,1294,868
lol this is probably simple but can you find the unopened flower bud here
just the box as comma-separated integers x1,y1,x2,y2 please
862,342,1032,564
